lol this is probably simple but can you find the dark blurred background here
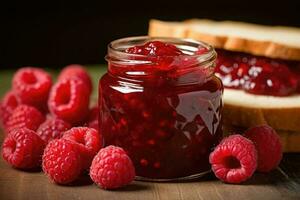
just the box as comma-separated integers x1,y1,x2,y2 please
1,1,300,68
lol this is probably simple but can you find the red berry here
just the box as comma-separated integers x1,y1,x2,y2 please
63,127,102,169
42,139,82,184
87,106,99,130
244,125,282,172
6,105,45,132
48,78,90,125
58,64,92,95
36,117,71,144
0,91,20,130
90,145,135,189
2,128,45,169
12,67,52,110
209,135,257,184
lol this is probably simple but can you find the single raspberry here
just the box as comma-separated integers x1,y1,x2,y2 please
0,91,20,130
42,139,82,184
244,125,282,172
62,127,102,169
57,64,92,95
209,134,257,184
87,106,99,130
2,128,45,169
90,145,135,189
6,105,45,132
36,117,71,144
12,67,52,110
48,78,90,125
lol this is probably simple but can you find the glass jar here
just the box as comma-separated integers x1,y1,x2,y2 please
99,36,223,181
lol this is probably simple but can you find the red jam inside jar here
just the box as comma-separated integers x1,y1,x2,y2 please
99,37,223,180
215,50,300,96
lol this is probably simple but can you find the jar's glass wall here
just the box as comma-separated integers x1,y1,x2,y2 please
99,37,223,181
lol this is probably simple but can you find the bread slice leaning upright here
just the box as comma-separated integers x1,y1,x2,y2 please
148,19,300,152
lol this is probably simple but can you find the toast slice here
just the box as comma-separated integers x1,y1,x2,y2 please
149,19,300,61
223,89,300,132
148,19,300,152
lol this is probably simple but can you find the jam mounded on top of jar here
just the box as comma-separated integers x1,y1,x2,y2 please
215,50,300,96
100,39,223,179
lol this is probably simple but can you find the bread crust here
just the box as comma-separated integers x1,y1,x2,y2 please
149,19,300,61
148,20,189,38
223,103,300,132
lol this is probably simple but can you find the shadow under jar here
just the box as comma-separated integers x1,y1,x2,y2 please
99,36,223,181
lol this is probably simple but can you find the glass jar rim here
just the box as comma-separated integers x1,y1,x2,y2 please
106,36,216,64
105,36,217,84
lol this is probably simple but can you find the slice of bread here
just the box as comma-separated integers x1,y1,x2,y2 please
149,19,300,61
149,19,300,152
223,89,300,132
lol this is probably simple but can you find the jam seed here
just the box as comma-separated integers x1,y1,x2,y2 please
140,159,149,166
147,139,155,145
159,120,167,127
172,111,177,117
120,118,127,126
156,130,166,138
153,162,161,169
142,111,150,119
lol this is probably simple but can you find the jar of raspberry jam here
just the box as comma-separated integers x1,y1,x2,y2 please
99,36,223,181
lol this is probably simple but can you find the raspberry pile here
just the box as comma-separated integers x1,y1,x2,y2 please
0,65,136,189
209,125,283,184
0,64,283,188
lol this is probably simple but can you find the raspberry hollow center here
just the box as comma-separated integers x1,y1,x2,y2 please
55,83,71,106
22,72,37,84
223,156,241,169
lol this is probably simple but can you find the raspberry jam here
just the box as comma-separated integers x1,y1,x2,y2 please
99,37,223,180
215,50,300,96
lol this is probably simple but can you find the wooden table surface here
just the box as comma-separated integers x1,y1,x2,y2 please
0,66,299,200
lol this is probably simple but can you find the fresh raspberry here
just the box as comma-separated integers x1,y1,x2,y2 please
244,125,282,172
209,135,257,184
2,128,45,169
36,117,71,144
0,91,20,130
90,145,135,189
48,78,90,125
42,139,82,184
62,127,102,169
57,64,92,95
87,106,99,130
12,67,52,110
6,105,45,132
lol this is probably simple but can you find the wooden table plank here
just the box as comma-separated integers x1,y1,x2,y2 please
0,153,299,200
0,66,299,200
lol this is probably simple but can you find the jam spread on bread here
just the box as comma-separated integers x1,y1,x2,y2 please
215,50,300,96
